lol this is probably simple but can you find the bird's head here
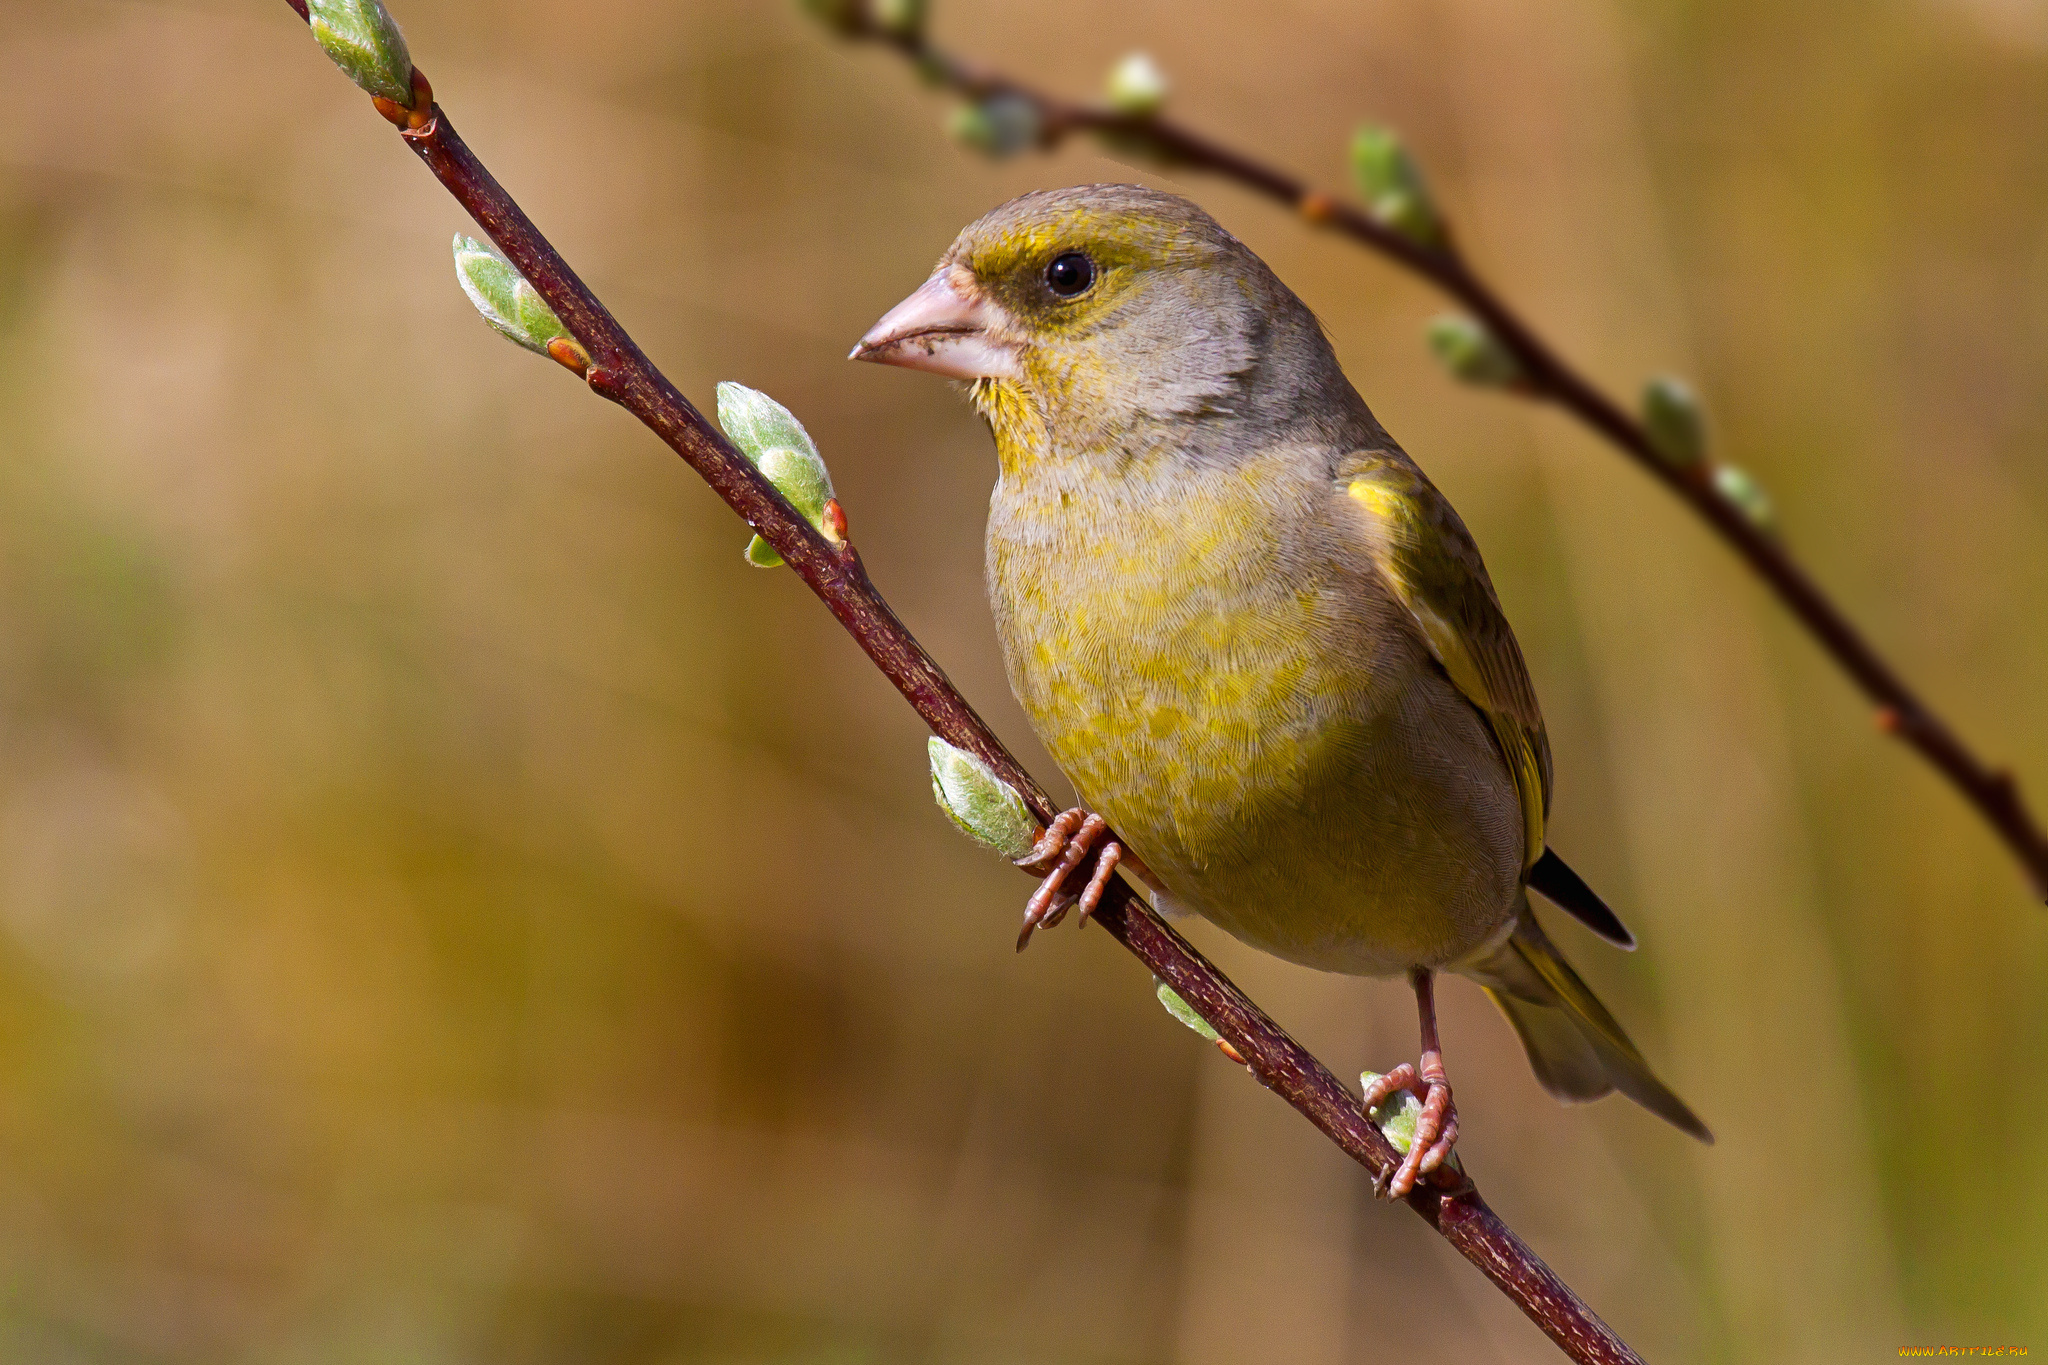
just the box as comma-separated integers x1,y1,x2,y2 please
852,184,1353,459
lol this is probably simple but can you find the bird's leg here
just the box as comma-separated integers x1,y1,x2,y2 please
1014,808,1123,950
1361,966,1460,1199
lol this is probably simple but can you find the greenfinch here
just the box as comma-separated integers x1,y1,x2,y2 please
854,184,1710,1195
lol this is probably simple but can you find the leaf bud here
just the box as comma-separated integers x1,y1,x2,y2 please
716,383,840,569
928,738,1040,861
1642,375,1708,469
1712,463,1777,536
1105,52,1169,117
1426,314,1523,388
306,0,415,105
946,94,1041,158
453,235,572,357
872,0,926,37
1350,125,1443,247
1155,978,1220,1042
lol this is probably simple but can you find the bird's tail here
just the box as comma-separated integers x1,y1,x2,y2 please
1464,899,1712,1143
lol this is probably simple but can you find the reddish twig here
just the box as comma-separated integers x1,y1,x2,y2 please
817,9,2048,902
282,7,1646,1362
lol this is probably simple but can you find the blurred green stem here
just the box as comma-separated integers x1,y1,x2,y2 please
282,5,1645,1362
811,2,2048,904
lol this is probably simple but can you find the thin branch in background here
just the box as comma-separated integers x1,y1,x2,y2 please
282,2,1649,1360
806,0,2048,903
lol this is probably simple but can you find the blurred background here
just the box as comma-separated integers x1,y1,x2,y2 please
0,0,2044,1359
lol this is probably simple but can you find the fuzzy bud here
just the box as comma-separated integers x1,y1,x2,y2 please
454,235,572,357
716,383,839,569
928,738,1040,861
1350,125,1442,247
1642,376,1708,469
947,94,1041,158
1155,978,1220,1042
1712,463,1777,536
306,0,414,105
871,0,925,37
1105,52,1169,117
1426,314,1522,389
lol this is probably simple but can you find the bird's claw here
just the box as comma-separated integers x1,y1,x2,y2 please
1362,1051,1458,1199
1015,808,1123,950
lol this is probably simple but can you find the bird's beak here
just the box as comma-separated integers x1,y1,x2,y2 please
849,270,1021,381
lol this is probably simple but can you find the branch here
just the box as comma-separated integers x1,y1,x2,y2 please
282,3,1646,1360
810,5,2048,903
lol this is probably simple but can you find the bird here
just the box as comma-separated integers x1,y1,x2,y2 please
851,183,1710,1196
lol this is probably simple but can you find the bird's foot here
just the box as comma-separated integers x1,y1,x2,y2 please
1361,1049,1458,1199
1014,808,1123,951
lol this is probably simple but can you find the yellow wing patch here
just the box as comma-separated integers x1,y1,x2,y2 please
1345,464,1550,869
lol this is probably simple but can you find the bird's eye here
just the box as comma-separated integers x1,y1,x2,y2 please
1044,252,1096,298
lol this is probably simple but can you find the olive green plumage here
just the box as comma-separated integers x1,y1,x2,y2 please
926,184,1707,1141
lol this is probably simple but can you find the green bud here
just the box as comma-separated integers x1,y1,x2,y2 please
928,738,1040,861
1155,978,1220,1043
1426,314,1522,388
454,235,570,356
756,446,833,524
1642,376,1708,469
715,381,822,469
716,383,839,568
737,446,835,566
1105,52,1169,117
872,0,925,37
1712,463,1777,535
945,105,993,152
1360,1071,1462,1170
1350,126,1442,247
947,94,1041,158
307,0,414,105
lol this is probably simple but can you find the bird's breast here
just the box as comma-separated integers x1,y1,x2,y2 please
986,449,1381,873
983,443,1524,976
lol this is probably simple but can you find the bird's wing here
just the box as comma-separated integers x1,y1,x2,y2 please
1339,450,1552,870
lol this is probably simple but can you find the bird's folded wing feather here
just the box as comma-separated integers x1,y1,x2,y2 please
1339,450,1552,869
